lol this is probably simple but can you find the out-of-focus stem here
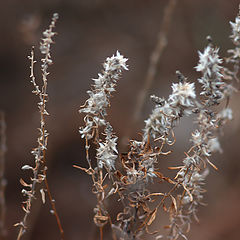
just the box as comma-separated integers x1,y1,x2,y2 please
0,112,7,238
134,0,177,120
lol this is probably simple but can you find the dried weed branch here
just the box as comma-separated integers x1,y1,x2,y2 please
16,13,64,240
75,51,128,239
78,7,239,240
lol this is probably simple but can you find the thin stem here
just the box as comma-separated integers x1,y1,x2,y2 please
43,172,64,239
100,227,103,240
134,0,177,120
40,31,65,239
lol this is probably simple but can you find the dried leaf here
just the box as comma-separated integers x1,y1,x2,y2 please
106,187,116,198
182,184,193,202
164,225,171,229
162,203,168,212
141,202,150,213
147,208,158,226
21,165,33,170
186,222,191,233
40,189,46,204
145,193,164,199
170,195,177,212
103,184,108,190
95,215,108,221
117,212,123,221
146,225,158,235
115,170,123,179
22,205,29,213
168,166,184,170
206,158,218,170
94,214,109,227
20,178,32,188
14,222,24,227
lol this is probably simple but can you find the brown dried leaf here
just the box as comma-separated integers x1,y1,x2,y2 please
164,225,171,229
117,212,123,221
115,170,123,179
147,208,158,226
206,158,218,170
95,215,108,221
182,184,193,202
145,193,164,199
20,178,32,187
168,166,184,170
103,184,108,190
21,205,29,213
94,214,109,227
170,195,177,212
141,202,150,213
162,203,168,212
146,225,158,235
129,202,136,208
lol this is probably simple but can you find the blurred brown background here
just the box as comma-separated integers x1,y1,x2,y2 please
0,0,240,239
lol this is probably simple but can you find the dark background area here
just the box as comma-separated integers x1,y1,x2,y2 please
0,0,240,239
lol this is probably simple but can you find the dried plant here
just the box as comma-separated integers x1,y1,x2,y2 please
74,51,128,239
15,13,64,240
77,7,240,240
5,4,239,240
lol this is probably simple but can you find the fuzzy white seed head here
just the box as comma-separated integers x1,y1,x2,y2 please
230,16,240,43
195,46,223,77
169,82,196,108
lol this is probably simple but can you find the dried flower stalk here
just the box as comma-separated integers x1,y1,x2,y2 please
16,13,64,240
75,51,128,239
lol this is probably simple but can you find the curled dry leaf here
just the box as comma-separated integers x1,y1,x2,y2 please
170,195,177,212
40,189,46,204
147,208,158,226
94,214,109,228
